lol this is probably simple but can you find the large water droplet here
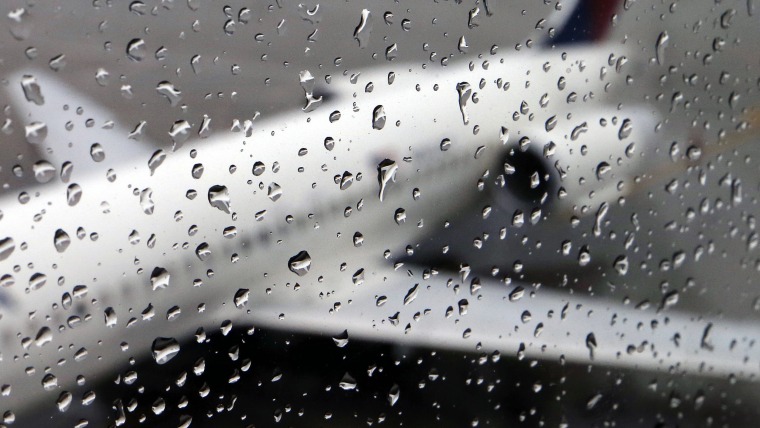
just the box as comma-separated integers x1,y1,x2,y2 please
288,251,312,276
29,273,47,290
54,229,70,253
655,31,669,65
0,237,15,261
32,160,56,183
592,202,609,237
333,329,349,347
41,374,58,391
208,185,231,213
24,122,47,144
234,288,250,308
104,307,117,327
456,82,472,125
67,183,82,206
90,143,105,162
56,391,72,413
268,182,282,201
339,372,357,390
353,9,372,48
377,159,398,202
299,70,323,112
157,81,182,106
570,122,588,141
21,75,44,105
150,267,171,290
140,188,154,215
34,326,52,347
169,120,191,151
372,105,386,130
151,337,180,364
586,332,597,360
148,150,166,175
195,242,211,261
385,43,398,60
394,208,406,225
126,38,147,61
388,384,400,406
618,119,632,140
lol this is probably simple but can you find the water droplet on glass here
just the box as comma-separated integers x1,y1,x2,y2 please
252,161,266,176
21,75,44,105
95,68,110,86
655,31,669,65
372,105,386,130
208,185,231,213
458,299,469,315
324,137,335,151
388,384,400,406
339,172,353,190
29,272,46,290
140,188,154,215
339,372,357,390
403,283,419,305
90,143,105,162
8,7,32,40
578,247,591,266
458,36,469,53
456,82,472,125
24,122,47,144
34,326,52,347
56,391,72,412
377,159,398,201
288,251,312,276
67,183,82,206
104,307,117,327
299,70,323,112
586,333,597,360
54,229,70,253
148,150,166,175
468,7,481,28
41,374,58,391
156,81,182,107
570,122,588,141
32,160,56,183
126,38,147,61
385,43,398,60
234,288,250,308
169,120,191,151
394,208,406,225
353,9,372,48
618,119,632,140
333,330,349,347
0,237,15,261
268,182,282,201
509,286,525,302
297,3,322,24
720,8,736,29
592,202,609,237
596,162,611,179
545,115,557,132
151,337,180,364
195,242,211,261
150,267,171,290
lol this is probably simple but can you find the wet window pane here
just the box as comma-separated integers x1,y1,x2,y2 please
1,1,759,426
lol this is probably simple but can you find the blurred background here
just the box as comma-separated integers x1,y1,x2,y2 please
1,0,760,426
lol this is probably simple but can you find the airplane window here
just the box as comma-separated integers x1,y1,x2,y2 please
1,1,759,426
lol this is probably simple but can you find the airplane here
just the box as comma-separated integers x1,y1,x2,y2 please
1,0,758,425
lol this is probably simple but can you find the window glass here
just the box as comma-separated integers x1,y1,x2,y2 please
1,1,759,426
